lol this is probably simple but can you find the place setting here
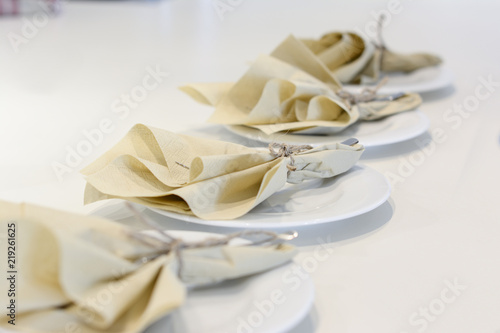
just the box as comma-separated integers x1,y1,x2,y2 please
179,18,451,151
0,200,313,333
81,123,390,229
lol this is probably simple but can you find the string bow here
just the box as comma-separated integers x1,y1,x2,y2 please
336,76,389,109
126,203,297,280
268,142,313,175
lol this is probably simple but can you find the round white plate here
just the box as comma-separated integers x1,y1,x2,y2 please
150,164,390,228
344,66,454,95
144,230,314,333
226,109,429,148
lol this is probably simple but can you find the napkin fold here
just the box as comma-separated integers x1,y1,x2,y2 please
82,124,364,220
181,55,421,135
0,201,297,333
272,32,441,84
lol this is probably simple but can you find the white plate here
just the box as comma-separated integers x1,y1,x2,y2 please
226,109,429,148
344,66,454,94
150,164,390,228
144,230,314,333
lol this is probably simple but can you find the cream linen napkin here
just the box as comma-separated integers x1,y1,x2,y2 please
82,124,364,220
181,55,421,135
272,32,442,84
0,201,297,333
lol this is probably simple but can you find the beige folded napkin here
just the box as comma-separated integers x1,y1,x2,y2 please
272,31,442,84
82,124,364,220
0,201,297,333
181,55,421,135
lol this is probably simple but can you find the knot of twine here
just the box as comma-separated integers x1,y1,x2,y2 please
125,203,296,280
336,76,389,109
268,142,313,175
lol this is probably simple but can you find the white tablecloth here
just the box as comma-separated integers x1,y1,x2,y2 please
1,0,500,332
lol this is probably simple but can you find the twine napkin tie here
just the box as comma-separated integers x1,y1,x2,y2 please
336,76,389,109
127,202,297,281
268,143,314,174
373,14,388,69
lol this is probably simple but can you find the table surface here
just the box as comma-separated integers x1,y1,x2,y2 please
1,0,500,332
